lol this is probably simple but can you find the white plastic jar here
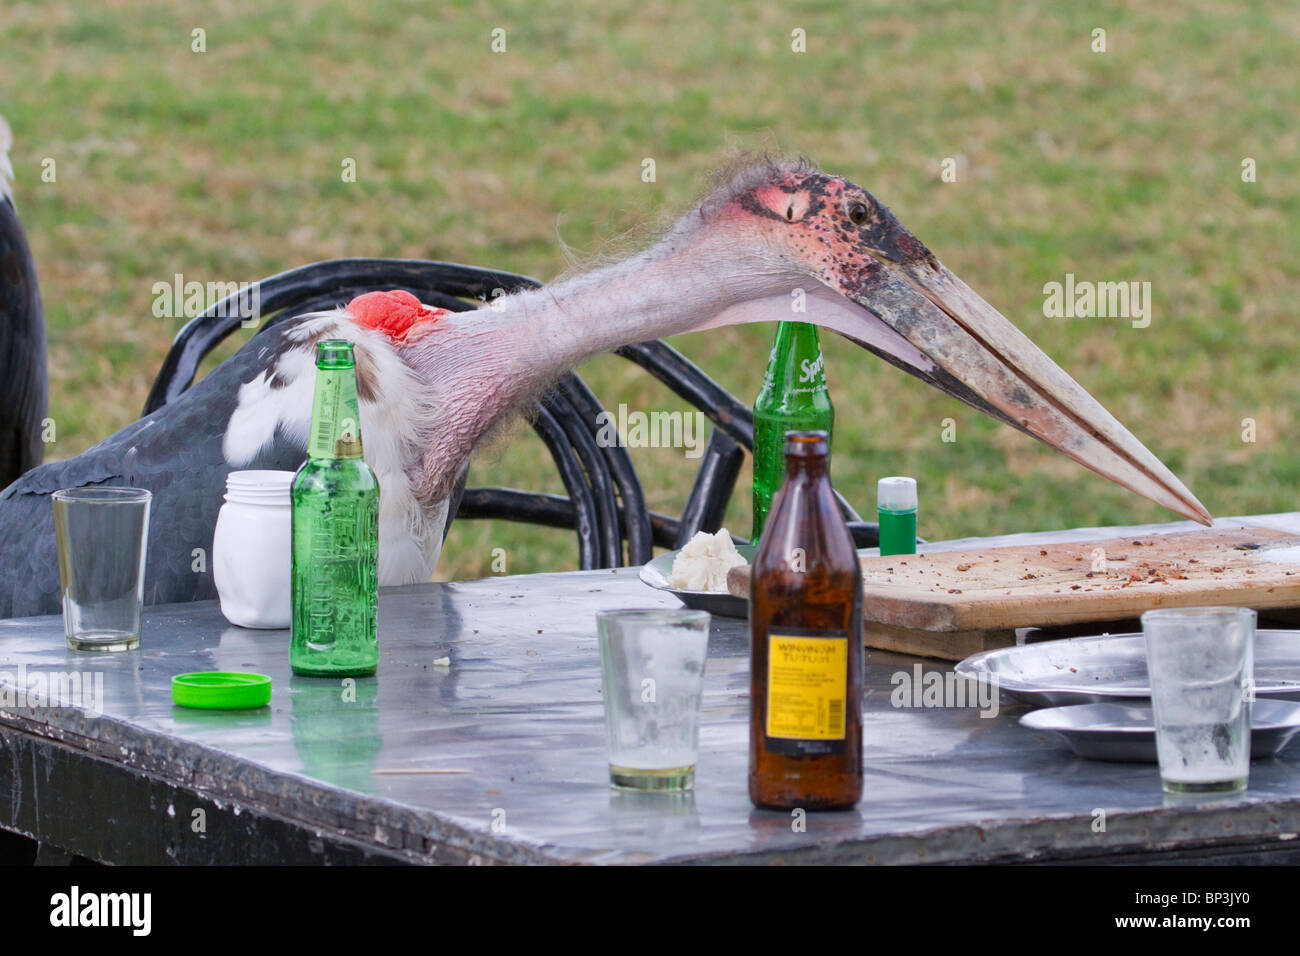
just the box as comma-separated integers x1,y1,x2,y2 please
213,470,296,628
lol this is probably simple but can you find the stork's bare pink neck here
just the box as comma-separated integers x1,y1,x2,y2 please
400,227,793,498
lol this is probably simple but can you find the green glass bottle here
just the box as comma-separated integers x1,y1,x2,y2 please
752,322,834,541
291,340,380,677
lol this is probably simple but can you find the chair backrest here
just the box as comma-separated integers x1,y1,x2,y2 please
146,258,880,570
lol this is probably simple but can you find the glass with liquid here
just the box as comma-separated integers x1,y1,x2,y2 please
597,609,710,792
1142,606,1254,794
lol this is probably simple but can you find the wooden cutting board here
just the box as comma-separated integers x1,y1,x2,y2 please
726,526,1300,660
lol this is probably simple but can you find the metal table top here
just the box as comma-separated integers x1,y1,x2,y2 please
3,514,1300,865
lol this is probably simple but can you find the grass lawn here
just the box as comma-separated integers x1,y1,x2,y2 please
2,0,1297,579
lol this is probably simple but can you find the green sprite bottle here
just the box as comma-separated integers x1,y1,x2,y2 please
751,322,834,541
291,340,380,677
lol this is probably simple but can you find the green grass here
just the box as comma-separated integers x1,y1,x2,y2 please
2,0,1297,579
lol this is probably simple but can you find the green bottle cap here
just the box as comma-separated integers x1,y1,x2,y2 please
172,672,272,710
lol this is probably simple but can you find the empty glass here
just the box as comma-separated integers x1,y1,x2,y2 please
52,487,152,651
1141,606,1255,795
597,609,710,792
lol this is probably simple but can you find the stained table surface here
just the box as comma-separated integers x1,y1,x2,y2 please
3,513,1300,865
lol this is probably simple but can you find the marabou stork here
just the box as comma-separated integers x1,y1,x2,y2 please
0,159,1210,618
0,115,47,493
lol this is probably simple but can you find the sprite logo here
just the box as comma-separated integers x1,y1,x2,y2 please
799,352,825,385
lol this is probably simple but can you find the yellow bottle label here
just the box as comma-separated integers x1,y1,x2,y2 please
766,633,848,741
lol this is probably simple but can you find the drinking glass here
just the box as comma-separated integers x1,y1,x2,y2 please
597,609,710,791
52,487,152,652
1141,606,1255,794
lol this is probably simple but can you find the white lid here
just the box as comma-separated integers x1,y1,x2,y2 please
877,476,917,511
227,470,296,487
225,470,295,504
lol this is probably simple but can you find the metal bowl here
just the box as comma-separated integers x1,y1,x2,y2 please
1020,699,1300,763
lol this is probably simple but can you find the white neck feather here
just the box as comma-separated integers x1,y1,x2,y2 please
0,116,15,206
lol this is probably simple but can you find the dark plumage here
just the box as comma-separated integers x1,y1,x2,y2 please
0,116,47,490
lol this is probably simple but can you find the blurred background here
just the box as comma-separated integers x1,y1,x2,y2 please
2,0,1296,579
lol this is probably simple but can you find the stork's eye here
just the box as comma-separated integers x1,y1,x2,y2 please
848,202,869,225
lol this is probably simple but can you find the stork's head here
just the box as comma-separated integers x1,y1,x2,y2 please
687,159,1210,525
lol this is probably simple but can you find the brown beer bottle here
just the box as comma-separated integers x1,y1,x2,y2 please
749,430,863,810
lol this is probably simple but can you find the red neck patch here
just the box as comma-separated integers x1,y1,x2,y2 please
347,290,449,344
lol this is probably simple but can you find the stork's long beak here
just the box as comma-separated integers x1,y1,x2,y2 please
807,254,1212,525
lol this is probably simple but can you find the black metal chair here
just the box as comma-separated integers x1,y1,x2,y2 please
145,258,881,570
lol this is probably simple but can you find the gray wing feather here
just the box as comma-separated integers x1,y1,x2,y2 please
0,321,313,619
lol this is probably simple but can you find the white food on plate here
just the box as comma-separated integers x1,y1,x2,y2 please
667,529,747,592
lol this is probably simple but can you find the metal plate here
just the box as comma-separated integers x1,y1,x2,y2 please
1020,699,1300,763
956,629,1300,707
638,545,756,619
